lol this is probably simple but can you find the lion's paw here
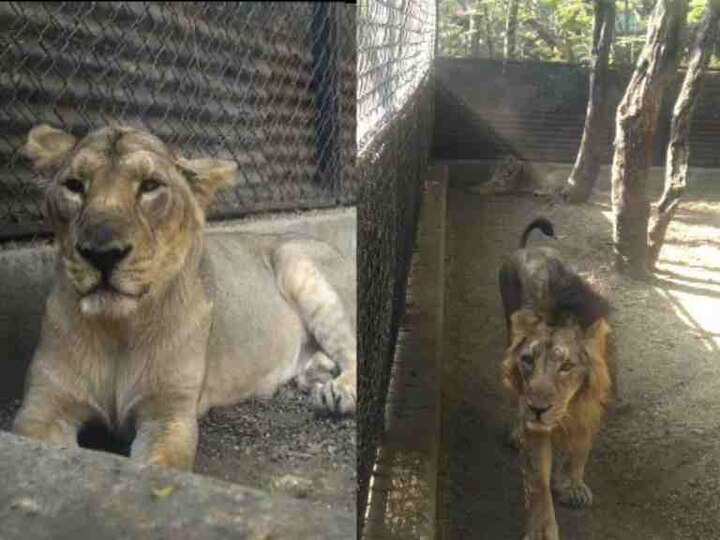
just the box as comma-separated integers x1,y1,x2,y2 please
297,352,338,390
312,374,355,416
555,478,593,508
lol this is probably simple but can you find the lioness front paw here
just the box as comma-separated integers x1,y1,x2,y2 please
555,478,593,508
312,373,355,416
297,352,338,390
524,519,559,540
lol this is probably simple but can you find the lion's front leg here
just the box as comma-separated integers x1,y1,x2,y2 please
523,430,559,540
276,253,356,415
14,411,79,448
13,381,82,448
554,429,593,508
131,411,198,471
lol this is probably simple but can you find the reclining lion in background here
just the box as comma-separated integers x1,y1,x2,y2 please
13,124,356,471
499,218,611,540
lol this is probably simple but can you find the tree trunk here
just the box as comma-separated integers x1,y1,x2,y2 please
484,3,495,59
611,0,687,279
504,0,519,63
564,0,616,203
470,9,481,57
647,0,720,269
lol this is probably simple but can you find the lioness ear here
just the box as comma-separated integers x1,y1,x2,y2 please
177,157,237,210
26,124,77,172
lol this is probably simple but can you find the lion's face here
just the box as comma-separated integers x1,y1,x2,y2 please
26,124,236,318
503,309,610,433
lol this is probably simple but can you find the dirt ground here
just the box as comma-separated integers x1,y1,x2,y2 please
438,181,720,539
0,382,355,514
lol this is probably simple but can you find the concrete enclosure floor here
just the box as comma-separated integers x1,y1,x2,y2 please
437,180,720,539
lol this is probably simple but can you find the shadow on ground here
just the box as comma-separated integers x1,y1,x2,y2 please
438,184,720,539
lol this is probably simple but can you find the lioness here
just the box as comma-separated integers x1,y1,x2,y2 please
499,218,611,540
13,124,356,471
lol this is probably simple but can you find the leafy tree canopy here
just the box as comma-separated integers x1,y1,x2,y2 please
439,0,719,68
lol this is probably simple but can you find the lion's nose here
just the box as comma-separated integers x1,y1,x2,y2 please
76,222,132,274
528,404,551,419
77,243,132,274
76,222,131,275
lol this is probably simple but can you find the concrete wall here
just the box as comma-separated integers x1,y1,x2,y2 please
0,207,356,401
433,58,720,167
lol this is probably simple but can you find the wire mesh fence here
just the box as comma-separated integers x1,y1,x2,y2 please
357,0,436,530
0,1,356,241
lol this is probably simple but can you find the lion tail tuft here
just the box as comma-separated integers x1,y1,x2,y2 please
519,217,555,248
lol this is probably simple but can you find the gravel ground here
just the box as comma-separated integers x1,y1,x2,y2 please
438,183,720,539
0,382,355,513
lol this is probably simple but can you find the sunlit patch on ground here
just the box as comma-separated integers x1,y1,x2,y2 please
654,201,720,352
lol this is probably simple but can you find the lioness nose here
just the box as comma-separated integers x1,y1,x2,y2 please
528,404,550,418
77,241,132,274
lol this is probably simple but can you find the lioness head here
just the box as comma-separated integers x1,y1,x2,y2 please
26,124,237,318
502,309,611,433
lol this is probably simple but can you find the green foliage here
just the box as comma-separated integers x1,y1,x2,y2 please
438,0,712,67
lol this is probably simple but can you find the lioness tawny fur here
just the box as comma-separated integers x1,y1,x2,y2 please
14,124,357,471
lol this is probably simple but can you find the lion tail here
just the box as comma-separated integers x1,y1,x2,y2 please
519,217,555,248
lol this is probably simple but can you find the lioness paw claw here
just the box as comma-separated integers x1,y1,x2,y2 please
313,378,355,416
556,479,593,508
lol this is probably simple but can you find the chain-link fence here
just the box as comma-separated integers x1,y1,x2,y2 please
357,0,436,531
0,2,356,241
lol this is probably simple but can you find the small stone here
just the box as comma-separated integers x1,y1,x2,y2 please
10,496,41,514
273,474,312,499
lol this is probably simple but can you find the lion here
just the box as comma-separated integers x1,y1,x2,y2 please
498,218,612,540
499,217,611,338
13,123,357,472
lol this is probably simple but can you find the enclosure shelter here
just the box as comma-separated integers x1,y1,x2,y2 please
357,0,436,533
0,2,356,536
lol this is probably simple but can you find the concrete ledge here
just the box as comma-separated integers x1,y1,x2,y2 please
363,166,445,539
439,159,718,199
0,430,354,539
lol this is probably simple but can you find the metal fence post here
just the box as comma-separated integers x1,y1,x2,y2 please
312,2,340,192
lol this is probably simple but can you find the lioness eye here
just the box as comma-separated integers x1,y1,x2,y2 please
560,362,573,372
139,178,162,194
64,178,84,195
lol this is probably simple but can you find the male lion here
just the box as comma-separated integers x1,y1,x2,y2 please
13,124,356,471
498,218,612,540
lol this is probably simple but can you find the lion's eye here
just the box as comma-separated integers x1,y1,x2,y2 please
559,362,573,372
139,178,163,194
63,178,84,195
